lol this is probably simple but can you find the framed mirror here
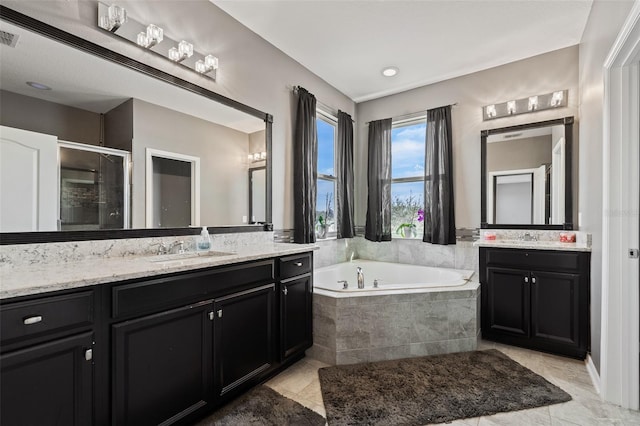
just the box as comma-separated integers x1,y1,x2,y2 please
0,7,272,244
481,116,574,230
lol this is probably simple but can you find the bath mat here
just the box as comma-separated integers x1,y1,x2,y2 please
194,385,326,425
318,349,571,425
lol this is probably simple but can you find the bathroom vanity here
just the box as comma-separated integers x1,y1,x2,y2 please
477,241,590,359
0,247,314,426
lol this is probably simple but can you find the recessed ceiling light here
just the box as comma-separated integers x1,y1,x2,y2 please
26,81,51,90
382,67,398,77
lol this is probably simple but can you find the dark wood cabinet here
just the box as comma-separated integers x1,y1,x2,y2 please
213,283,276,398
480,247,589,359
281,275,313,360
1,332,94,426
1,251,313,426
112,302,214,426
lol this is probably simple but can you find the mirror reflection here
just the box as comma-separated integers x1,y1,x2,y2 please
485,124,566,225
0,20,267,233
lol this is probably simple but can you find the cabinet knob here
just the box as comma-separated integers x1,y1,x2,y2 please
23,315,42,325
524,276,529,283
85,349,93,361
294,262,303,267
532,277,536,284
283,287,288,296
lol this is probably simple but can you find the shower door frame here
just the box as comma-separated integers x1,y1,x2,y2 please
58,140,131,230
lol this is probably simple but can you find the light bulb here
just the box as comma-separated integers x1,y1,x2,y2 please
136,32,149,48
528,96,538,111
507,101,516,115
551,91,564,107
145,24,163,47
178,41,193,59
485,105,497,118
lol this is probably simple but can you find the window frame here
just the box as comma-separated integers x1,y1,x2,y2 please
390,116,427,239
316,109,338,239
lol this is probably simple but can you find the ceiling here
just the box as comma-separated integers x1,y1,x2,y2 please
212,0,593,103
0,21,264,134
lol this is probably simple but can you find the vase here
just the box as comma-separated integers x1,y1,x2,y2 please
403,227,416,239
316,225,327,239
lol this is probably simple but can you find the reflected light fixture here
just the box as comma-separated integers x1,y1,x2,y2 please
482,90,568,121
382,67,399,77
97,1,219,80
248,151,267,162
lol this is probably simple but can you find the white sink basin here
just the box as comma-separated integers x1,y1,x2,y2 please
147,251,236,265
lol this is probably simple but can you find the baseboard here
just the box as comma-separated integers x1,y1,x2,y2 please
585,354,601,395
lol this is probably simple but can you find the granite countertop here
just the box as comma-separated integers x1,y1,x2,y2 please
0,243,317,299
473,239,591,252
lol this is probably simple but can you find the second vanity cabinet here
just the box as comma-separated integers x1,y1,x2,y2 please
0,251,314,426
480,247,590,359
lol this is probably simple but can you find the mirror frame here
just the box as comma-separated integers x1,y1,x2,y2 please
480,116,574,230
0,6,273,245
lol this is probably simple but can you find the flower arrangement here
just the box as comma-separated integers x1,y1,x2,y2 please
396,208,425,238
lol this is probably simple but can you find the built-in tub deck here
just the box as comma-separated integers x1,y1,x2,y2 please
310,260,480,365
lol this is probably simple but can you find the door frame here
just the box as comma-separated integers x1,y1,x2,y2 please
601,1,640,410
145,148,200,228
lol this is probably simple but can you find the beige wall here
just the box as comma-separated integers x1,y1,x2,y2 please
131,99,250,228
3,1,356,230
487,136,552,173
578,0,635,373
355,46,580,228
0,90,101,145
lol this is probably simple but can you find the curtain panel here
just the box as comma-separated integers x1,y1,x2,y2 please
423,105,456,244
293,87,317,244
365,118,393,242
336,110,355,239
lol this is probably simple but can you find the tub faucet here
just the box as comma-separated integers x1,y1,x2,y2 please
357,267,364,289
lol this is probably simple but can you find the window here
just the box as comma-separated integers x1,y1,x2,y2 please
316,111,337,238
391,119,427,238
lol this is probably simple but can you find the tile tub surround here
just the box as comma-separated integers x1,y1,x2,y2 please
474,229,592,252
0,233,317,298
314,236,479,273
309,284,481,365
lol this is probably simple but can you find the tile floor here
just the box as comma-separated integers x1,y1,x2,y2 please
265,340,640,425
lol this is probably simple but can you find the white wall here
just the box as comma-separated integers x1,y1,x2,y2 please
355,46,579,228
578,0,635,373
3,0,356,230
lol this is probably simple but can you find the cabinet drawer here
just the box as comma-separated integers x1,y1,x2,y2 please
112,260,275,318
279,253,312,279
1,291,94,344
484,249,580,272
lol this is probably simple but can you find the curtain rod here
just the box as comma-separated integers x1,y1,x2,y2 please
365,103,458,125
290,85,355,123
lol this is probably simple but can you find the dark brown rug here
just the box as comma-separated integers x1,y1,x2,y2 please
318,349,571,425
194,385,326,426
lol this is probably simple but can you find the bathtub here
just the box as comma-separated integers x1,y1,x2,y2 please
309,260,480,365
314,260,474,293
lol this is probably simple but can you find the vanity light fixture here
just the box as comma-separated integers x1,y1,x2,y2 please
98,4,127,32
482,89,568,121
97,1,219,80
248,151,267,162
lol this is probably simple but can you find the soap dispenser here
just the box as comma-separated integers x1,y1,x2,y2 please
197,226,211,251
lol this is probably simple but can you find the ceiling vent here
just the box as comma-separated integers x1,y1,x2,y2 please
504,132,523,139
0,31,19,48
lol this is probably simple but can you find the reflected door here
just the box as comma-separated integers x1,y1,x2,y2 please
0,126,58,231
249,167,266,223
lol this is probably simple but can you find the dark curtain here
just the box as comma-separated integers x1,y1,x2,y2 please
423,105,456,244
365,118,392,242
293,87,317,243
336,110,355,239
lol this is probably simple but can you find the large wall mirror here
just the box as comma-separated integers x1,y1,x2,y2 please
0,7,272,243
481,116,574,230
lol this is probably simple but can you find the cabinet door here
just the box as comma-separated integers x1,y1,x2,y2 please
214,283,275,397
112,302,213,426
485,267,530,336
1,332,93,426
281,275,313,360
530,271,580,345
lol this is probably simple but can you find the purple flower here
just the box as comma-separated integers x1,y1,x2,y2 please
417,208,425,223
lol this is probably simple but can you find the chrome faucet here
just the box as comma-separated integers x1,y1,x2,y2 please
357,267,364,289
521,232,538,242
169,240,185,254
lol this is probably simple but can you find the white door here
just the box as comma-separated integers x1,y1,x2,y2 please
0,126,58,231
